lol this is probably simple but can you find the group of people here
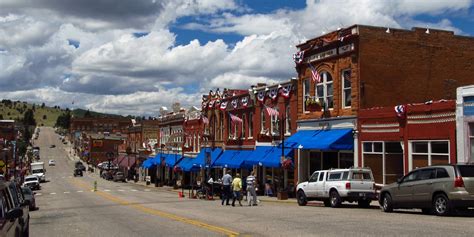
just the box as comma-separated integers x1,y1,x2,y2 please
221,170,258,207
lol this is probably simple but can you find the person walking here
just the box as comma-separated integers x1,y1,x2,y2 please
231,173,243,206
221,170,232,206
246,171,257,206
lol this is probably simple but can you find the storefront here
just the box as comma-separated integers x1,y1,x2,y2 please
359,100,456,184
456,85,474,163
289,117,356,183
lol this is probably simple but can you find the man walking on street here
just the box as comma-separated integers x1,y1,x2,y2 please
221,170,232,206
246,171,257,206
232,173,242,206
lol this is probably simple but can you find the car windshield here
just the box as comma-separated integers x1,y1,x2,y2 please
458,165,474,177
32,169,44,174
26,177,38,182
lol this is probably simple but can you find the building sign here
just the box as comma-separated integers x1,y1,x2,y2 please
463,96,474,116
305,43,355,63
92,140,103,147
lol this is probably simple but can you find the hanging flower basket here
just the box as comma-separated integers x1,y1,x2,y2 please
173,166,182,173
282,159,293,170
305,98,322,112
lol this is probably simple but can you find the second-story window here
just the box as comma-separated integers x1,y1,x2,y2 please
316,71,333,109
342,69,352,108
248,112,253,138
303,78,310,112
242,114,246,138
285,105,291,135
271,107,280,136
260,108,266,134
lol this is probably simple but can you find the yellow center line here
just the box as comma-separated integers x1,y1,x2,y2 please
69,178,240,237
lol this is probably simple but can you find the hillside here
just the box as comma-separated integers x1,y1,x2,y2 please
0,100,124,127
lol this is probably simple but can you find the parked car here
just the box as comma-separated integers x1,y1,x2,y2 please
23,175,40,191
0,181,26,237
296,167,376,208
7,181,30,236
75,161,86,171
379,164,474,216
101,171,114,180
21,187,36,211
113,172,126,182
73,168,83,177
48,159,56,166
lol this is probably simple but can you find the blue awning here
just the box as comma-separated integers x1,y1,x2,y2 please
285,129,354,150
178,157,201,172
153,153,183,167
242,146,273,167
194,148,223,169
243,146,294,168
214,150,253,169
141,158,155,169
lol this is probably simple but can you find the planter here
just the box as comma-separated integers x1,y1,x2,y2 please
277,191,288,200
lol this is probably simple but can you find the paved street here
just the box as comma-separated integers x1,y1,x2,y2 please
30,127,474,237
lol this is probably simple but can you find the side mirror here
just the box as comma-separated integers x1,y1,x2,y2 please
6,208,23,221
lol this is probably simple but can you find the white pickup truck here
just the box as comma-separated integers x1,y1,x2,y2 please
296,167,376,208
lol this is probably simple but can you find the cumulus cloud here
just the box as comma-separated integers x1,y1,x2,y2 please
0,0,472,116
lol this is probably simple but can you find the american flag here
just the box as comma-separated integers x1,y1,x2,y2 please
265,105,279,117
229,113,242,124
308,63,321,83
201,116,209,124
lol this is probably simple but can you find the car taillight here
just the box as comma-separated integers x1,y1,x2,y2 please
454,176,465,188
346,182,351,189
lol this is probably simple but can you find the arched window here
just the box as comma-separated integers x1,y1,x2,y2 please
316,71,333,109
242,114,246,138
271,107,280,135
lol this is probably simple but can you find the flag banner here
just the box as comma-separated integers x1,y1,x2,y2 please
229,113,243,124
293,51,304,64
231,99,238,109
220,101,228,110
201,115,209,124
280,84,292,98
241,96,249,108
215,99,221,106
308,63,321,83
257,91,266,102
269,88,278,100
264,105,279,117
394,105,406,119
208,100,215,109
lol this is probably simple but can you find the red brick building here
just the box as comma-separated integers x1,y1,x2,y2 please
87,134,126,165
292,25,474,183
358,100,456,184
70,117,132,134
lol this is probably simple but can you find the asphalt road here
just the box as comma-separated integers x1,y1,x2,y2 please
29,127,474,237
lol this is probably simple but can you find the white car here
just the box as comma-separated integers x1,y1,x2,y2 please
48,159,56,166
296,167,376,208
23,175,41,190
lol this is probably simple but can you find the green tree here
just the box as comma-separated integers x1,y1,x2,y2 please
23,109,36,126
41,103,45,108
55,112,71,129
84,110,92,118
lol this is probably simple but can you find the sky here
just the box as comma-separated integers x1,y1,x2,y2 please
0,0,473,116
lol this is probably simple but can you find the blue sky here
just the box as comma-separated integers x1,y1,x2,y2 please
1,0,473,116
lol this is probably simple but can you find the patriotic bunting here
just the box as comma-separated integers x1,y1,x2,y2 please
208,100,215,109
293,51,304,64
241,97,249,108
229,113,243,124
269,88,278,101
280,85,292,98
220,101,228,110
394,105,406,119
231,99,238,109
202,101,208,108
257,91,266,103
201,115,209,124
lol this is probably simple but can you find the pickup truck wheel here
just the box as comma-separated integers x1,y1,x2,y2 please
297,190,307,206
323,200,331,207
358,200,371,208
433,194,451,216
381,193,393,213
329,191,341,208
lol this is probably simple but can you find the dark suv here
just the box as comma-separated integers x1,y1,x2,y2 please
379,164,474,216
0,181,27,237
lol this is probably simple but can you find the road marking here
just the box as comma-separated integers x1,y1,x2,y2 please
70,179,239,237
64,192,70,194
118,189,125,192
36,193,42,196
144,189,150,192
50,193,56,195
104,189,111,192
77,190,83,193
131,189,138,192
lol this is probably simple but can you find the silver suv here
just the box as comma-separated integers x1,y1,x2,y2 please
379,164,474,216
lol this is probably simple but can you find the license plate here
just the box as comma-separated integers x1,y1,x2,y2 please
359,193,365,197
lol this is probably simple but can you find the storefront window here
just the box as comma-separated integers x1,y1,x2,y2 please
316,71,333,109
411,141,449,169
